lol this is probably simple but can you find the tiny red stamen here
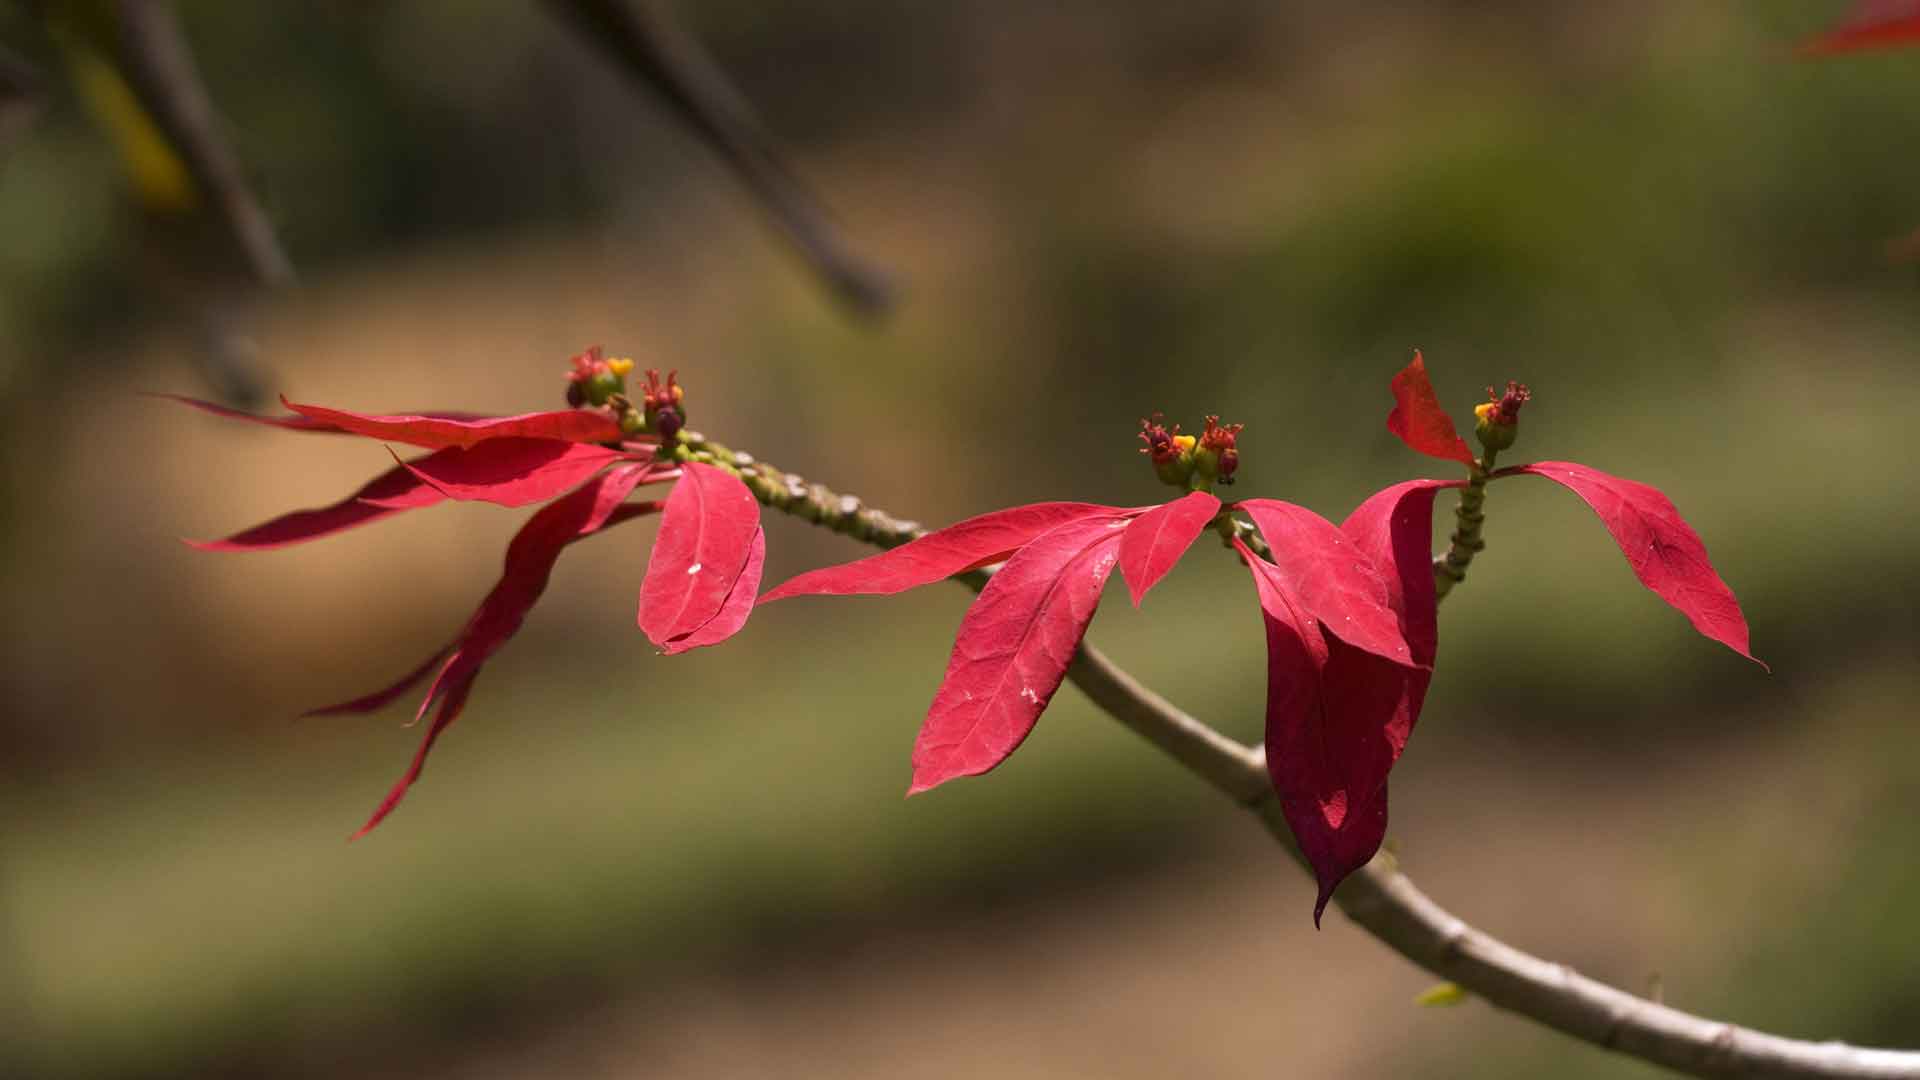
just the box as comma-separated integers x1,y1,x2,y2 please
1484,381,1531,426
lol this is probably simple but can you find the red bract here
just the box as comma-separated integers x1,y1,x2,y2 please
1385,354,1763,669
1387,351,1476,466
760,492,1223,793
1799,1,1920,54
176,363,769,834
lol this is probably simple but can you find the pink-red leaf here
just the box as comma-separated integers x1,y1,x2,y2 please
910,514,1130,794
637,462,762,649
1238,499,1418,670
1499,462,1763,667
1799,2,1920,55
303,642,455,718
661,527,766,655
1237,536,1407,924
187,457,446,551
346,463,656,837
759,502,1117,603
1340,479,1465,666
1116,491,1220,608
391,438,630,508
281,397,623,450
1386,351,1476,465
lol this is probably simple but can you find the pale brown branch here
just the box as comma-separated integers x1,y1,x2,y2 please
702,436,1920,1078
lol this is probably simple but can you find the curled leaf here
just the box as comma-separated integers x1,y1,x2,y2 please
911,514,1130,794
1116,491,1220,608
1340,478,1465,666
282,396,624,450
638,462,762,649
660,526,766,655
1239,499,1418,670
1387,351,1476,465
1498,462,1763,667
759,502,1117,603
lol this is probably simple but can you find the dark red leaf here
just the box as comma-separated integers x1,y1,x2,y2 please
1238,499,1418,670
1799,2,1920,54
910,514,1130,794
1116,491,1220,607
347,463,656,837
758,502,1118,603
392,438,631,508
1386,351,1476,465
637,462,763,649
1237,536,1408,924
281,396,623,450
661,526,766,655
303,642,455,718
1498,462,1763,667
1340,479,1465,666
187,457,445,551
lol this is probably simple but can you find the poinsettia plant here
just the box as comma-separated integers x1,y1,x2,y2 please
175,349,767,836
178,349,1759,921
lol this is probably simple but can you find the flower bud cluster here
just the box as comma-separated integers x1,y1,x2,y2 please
1139,412,1243,490
1473,380,1530,452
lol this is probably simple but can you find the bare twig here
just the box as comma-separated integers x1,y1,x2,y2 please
545,0,896,315
692,434,1920,1079
112,0,294,287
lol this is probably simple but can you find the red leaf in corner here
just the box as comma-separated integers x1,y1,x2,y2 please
1238,499,1418,670
281,397,623,450
637,462,763,649
759,502,1118,603
1116,491,1220,607
1498,462,1763,667
1799,2,1920,55
910,514,1130,794
1386,351,1476,465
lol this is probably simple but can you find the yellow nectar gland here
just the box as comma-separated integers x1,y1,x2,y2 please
1173,434,1197,454
607,358,636,377
1474,402,1497,423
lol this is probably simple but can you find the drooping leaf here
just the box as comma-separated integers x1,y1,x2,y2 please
759,502,1117,603
187,457,445,551
638,462,763,649
281,396,624,450
1237,536,1399,925
661,526,766,655
348,463,658,837
1238,499,1418,670
1341,479,1464,666
1386,351,1476,465
910,514,1130,794
1116,491,1220,607
392,438,632,507
1498,462,1763,667
1799,1,1920,55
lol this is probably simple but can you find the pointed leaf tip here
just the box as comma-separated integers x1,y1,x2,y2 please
1798,4,1920,55
1500,462,1764,668
1117,491,1219,608
1387,352,1476,465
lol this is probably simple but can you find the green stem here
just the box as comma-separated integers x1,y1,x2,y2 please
1434,449,1497,601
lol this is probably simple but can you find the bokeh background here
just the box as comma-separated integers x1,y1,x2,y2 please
3,2,1918,1077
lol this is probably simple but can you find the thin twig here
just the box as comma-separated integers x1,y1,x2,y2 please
112,0,294,286
545,0,896,315
689,434,1920,1080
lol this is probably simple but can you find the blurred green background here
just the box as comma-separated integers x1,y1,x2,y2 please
3,2,1918,1077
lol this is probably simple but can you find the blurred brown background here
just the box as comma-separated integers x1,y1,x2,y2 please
3,2,1918,1077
